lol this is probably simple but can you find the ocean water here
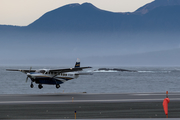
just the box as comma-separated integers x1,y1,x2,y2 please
1,66,180,94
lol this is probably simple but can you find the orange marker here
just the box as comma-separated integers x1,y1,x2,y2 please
74,111,76,119
163,91,170,118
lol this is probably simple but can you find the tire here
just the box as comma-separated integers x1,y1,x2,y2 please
56,84,60,89
30,84,34,88
38,84,43,89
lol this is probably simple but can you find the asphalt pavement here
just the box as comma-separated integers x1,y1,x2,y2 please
0,93,180,119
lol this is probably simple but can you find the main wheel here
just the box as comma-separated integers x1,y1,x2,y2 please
30,84,34,88
38,84,43,89
56,84,60,89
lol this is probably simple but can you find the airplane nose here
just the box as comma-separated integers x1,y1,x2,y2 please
27,73,31,77
26,73,32,82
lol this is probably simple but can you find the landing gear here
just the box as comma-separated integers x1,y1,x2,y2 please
30,83,34,88
38,84,43,89
56,84,60,89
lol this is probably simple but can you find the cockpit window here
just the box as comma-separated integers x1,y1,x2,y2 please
39,70,46,74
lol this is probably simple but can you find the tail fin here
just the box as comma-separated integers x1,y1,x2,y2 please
74,58,80,68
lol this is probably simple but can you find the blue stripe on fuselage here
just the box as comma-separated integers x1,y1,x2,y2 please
35,78,64,85
30,72,39,74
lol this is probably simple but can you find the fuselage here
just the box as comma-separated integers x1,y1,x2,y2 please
29,69,79,85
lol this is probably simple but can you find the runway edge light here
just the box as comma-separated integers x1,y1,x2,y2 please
163,91,170,118
72,97,74,102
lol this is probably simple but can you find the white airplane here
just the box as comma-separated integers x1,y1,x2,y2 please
6,59,92,89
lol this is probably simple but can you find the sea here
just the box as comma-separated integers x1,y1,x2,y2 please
1,66,180,94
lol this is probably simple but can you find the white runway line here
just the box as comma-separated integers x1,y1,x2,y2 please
1,98,180,104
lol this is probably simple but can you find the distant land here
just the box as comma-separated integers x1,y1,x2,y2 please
134,0,180,14
1,0,180,32
26,0,180,32
0,0,180,66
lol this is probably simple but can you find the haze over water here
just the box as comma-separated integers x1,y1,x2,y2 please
1,66,180,94
1,0,180,95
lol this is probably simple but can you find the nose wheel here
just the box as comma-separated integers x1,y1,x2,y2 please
56,84,60,89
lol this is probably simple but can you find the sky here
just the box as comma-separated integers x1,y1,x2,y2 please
0,0,154,26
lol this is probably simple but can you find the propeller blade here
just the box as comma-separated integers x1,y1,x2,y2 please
26,76,28,82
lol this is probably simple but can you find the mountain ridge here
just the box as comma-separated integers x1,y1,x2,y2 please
0,0,180,65
25,1,180,32
1,1,180,32
26,2,123,32
134,0,180,14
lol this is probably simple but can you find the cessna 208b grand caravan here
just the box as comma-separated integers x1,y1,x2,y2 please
6,59,92,89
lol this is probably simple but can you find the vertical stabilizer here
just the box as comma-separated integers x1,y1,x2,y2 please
74,58,80,68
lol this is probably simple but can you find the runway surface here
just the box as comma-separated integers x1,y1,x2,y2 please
0,92,180,119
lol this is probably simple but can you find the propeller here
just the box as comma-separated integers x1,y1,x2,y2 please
26,76,29,82
26,67,32,82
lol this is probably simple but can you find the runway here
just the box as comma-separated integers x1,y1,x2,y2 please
0,92,180,119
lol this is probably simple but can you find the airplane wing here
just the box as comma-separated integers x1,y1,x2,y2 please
49,67,92,73
6,69,36,74
6,66,92,74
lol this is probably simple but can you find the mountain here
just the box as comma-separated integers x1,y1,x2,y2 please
140,5,180,31
24,1,180,32
27,3,126,32
1,1,180,66
134,0,180,14
1,1,180,33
